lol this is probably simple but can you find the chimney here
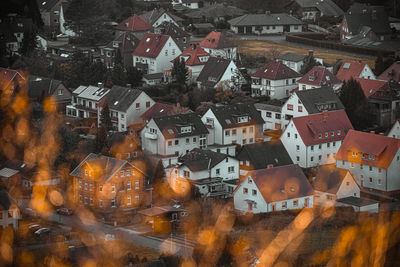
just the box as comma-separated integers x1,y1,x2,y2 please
379,133,384,135
265,11,271,15
370,131,375,134
309,50,314,58
98,82,103,88
267,164,274,169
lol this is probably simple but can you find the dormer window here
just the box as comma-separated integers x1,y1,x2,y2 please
113,41,119,47
309,76,315,81
369,154,375,160
180,126,192,133
318,133,322,139
237,116,249,123
325,132,328,137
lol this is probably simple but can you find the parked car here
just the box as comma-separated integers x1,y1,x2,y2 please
56,208,74,216
28,224,41,233
34,228,50,237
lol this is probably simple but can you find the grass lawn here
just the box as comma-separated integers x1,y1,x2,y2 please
236,40,376,67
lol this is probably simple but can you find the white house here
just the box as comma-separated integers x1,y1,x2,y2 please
388,120,400,139
196,57,244,90
228,12,303,35
233,164,313,214
103,86,155,131
133,33,182,76
280,86,345,129
276,51,324,73
140,113,209,167
168,148,239,197
254,102,284,131
66,83,110,119
313,165,360,207
201,103,264,149
0,190,21,229
297,66,342,91
251,61,302,99
172,0,202,9
280,110,354,168
336,60,376,82
336,130,400,192
198,31,237,60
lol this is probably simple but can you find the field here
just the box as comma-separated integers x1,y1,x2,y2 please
236,40,376,68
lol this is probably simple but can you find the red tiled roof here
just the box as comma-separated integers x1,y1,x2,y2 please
199,31,235,49
292,110,354,146
171,45,210,66
140,103,176,122
116,14,153,32
336,61,367,82
355,78,389,98
252,61,302,80
336,130,400,169
132,33,170,58
298,66,341,86
378,61,400,83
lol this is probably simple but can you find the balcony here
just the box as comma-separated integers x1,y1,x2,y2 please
144,132,157,140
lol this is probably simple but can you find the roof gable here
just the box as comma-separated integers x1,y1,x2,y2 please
298,66,341,86
139,8,183,26
153,113,208,139
209,103,264,129
295,86,345,114
336,61,368,82
252,61,302,80
132,33,170,58
173,44,210,66
199,31,235,49
196,57,232,87
313,165,353,194
378,61,400,83
116,14,153,32
355,78,389,98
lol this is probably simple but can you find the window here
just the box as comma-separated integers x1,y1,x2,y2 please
295,134,298,139
298,106,303,112
228,166,235,173
112,184,116,193
232,129,237,135
174,140,179,145
242,139,247,145
369,177,373,183
318,133,322,139
127,195,132,205
350,163,354,168
168,141,172,147
287,132,290,138
378,168,382,173
287,104,293,110
165,50,168,56
84,197,88,205
126,170,130,176
337,130,341,136
79,180,82,189
378,179,382,185
184,171,190,178
99,200,103,208
327,143,330,148
136,103,140,109
84,182,88,190
120,170,124,177
250,127,253,133
369,166,373,172
293,200,298,206
296,145,299,151
252,189,257,196
243,188,248,194
311,145,314,151
282,201,287,208
90,197,93,206
216,169,220,175
319,144,322,149
319,155,322,161
243,128,247,134
89,183,93,191
248,178,252,184
146,101,151,108
225,130,230,136
296,156,300,161
186,138,189,144
127,181,131,190
99,185,102,192
111,198,116,208
193,137,196,142
135,180,139,190
276,114,281,119
325,132,328,138
58,89,63,95
266,112,272,118
311,156,314,161
333,142,336,147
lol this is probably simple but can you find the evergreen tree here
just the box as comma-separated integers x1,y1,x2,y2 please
100,101,113,131
126,66,143,87
300,55,321,75
111,63,127,86
171,58,188,85
95,124,108,153
20,29,37,56
104,71,113,88
374,53,385,76
114,48,123,66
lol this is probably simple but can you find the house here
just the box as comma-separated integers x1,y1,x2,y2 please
297,66,342,91
37,0,68,32
336,60,376,82
378,61,400,84
185,3,247,23
294,0,344,22
336,130,400,193
280,110,354,168
0,68,27,95
154,21,190,51
132,33,182,75
172,0,203,9
313,165,360,207
28,75,72,112
108,132,141,160
201,103,264,148
102,86,155,131
340,4,392,42
336,196,379,213
171,44,210,83
142,73,164,86
59,1,75,36
66,83,110,119
100,32,140,69
233,164,313,214
168,148,239,198
276,51,324,73
388,120,400,139
255,101,285,131
139,8,184,28
281,86,345,128
138,205,186,233
115,14,153,39
228,12,303,35
70,153,148,219
140,102,178,124
251,61,302,99
0,160,36,199
140,113,209,167
0,190,20,229
196,57,244,90
191,23,215,35
198,31,237,60
236,141,293,178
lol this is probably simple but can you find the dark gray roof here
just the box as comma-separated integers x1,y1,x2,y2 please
106,86,143,112
254,102,282,113
0,190,17,211
236,141,293,169
37,0,60,11
28,75,64,100
155,21,189,38
178,148,228,172
345,4,391,35
210,103,264,129
196,57,231,88
313,165,352,194
245,164,313,202
185,3,247,19
338,196,379,207
153,113,209,139
228,13,302,26
143,73,164,80
295,86,345,114
276,53,307,62
295,0,344,17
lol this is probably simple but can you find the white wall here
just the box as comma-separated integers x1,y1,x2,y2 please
152,13,179,27
388,121,400,139
0,208,19,229
214,60,243,89
256,108,283,131
280,93,309,129
252,77,300,99
360,65,376,80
